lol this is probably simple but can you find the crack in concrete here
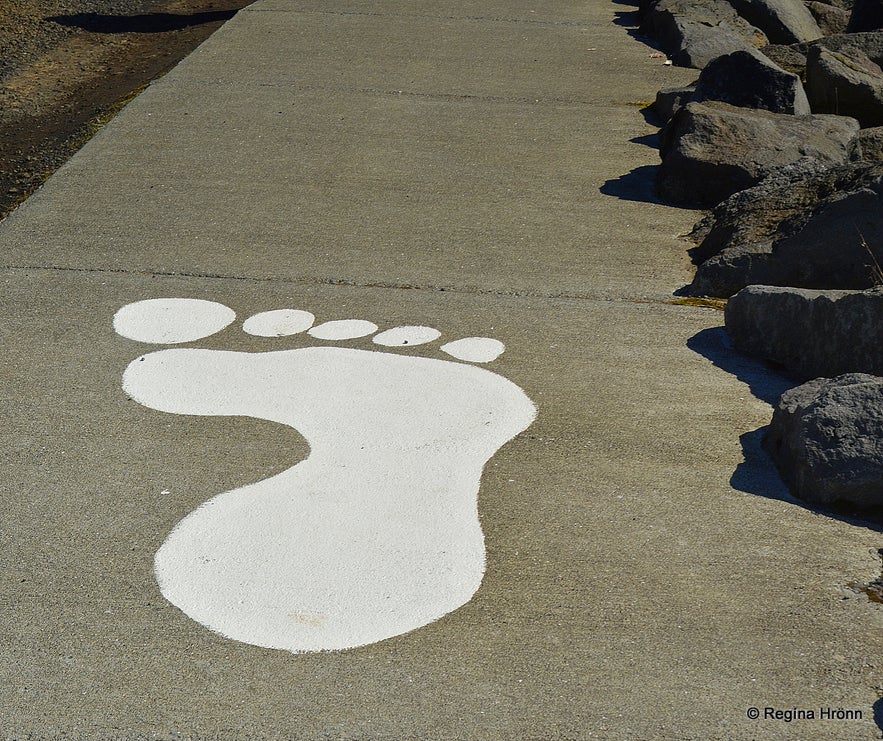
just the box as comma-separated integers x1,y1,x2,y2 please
251,82,606,107
0,263,697,306
247,7,598,29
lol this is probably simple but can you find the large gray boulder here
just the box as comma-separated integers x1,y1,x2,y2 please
728,0,824,43
657,101,860,206
808,1,851,34
858,125,883,159
639,0,768,67
691,183,883,294
764,373,883,515
814,30,883,61
760,43,810,74
762,32,883,80
802,31,883,63
688,160,882,264
672,22,764,67
654,85,697,122
692,48,810,113
805,44,883,126
725,284,883,379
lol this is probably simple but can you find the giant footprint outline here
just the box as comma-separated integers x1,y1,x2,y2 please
115,298,537,653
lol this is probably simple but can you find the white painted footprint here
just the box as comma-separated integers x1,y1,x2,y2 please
115,298,536,653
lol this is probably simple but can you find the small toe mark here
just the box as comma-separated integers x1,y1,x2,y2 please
308,319,379,340
243,309,315,337
114,298,235,344
373,326,441,347
440,337,505,363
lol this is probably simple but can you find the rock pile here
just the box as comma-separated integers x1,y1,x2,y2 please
635,0,883,516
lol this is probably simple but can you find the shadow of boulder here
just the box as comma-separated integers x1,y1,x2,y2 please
630,132,661,148
47,10,239,34
730,426,795,503
600,165,662,203
686,326,792,404
688,326,883,531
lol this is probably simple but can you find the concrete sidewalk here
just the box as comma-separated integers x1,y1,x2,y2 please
1,0,881,738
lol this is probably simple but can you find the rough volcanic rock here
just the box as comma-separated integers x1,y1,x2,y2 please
808,1,851,34
804,30,883,62
639,0,768,67
654,85,697,121
690,181,883,295
674,23,763,67
762,32,883,79
728,0,824,43
688,158,835,263
657,101,860,206
805,44,883,126
764,373,883,514
858,125,883,158
725,284,883,379
848,0,883,30
688,161,883,261
759,42,810,74
692,48,810,113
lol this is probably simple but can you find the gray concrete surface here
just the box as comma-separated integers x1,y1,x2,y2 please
1,0,882,738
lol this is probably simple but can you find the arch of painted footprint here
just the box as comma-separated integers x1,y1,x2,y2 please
115,298,536,653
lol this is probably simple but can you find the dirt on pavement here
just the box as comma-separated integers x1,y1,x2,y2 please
0,0,253,222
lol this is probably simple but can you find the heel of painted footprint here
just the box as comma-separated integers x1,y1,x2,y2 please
115,298,536,652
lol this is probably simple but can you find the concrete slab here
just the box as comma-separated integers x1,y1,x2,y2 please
0,0,698,300
165,5,672,99
0,0,881,737
3,89,694,298
252,0,602,22
1,271,881,738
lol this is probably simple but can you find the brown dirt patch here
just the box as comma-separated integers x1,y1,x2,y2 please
0,0,253,220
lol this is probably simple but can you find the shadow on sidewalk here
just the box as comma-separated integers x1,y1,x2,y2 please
688,326,883,533
612,0,668,52
600,165,662,204
631,132,660,148
686,326,795,502
687,327,791,405
47,10,240,34
600,164,695,208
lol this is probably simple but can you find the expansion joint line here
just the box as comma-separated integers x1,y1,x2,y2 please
253,82,597,107
250,7,596,29
3,264,705,307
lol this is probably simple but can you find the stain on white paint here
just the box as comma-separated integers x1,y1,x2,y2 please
118,301,536,653
372,326,441,347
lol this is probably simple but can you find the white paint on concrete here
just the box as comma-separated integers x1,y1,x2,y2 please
118,303,535,653
441,337,505,363
372,326,441,347
307,319,378,340
113,298,235,344
243,309,315,337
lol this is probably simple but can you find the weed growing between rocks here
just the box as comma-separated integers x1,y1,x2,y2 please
859,229,883,285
